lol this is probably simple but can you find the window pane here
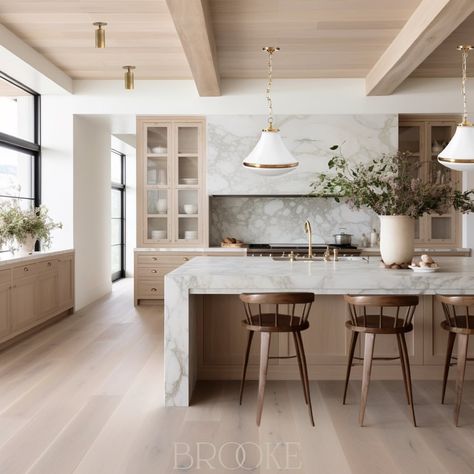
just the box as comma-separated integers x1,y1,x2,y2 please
111,245,122,274
112,218,122,245
0,146,33,198
111,152,122,183
111,189,122,218
0,78,35,142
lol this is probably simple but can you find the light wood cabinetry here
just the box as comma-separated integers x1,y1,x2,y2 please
136,116,208,247
134,250,245,305
399,115,461,247
0,251,75,346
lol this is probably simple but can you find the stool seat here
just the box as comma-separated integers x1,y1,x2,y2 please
242,314,310,332
441,317,474,335
345,316,413,334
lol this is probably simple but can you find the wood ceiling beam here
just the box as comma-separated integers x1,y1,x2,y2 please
365,0,474,96
165,0,220,96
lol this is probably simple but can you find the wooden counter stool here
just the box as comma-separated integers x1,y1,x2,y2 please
239,292,315,426
343,295,419,426
437,295,474,426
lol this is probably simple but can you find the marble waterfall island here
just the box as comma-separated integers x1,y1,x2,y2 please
164,256,474,407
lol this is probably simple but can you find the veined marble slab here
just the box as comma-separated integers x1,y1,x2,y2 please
207,114,397,195
164,256,474,406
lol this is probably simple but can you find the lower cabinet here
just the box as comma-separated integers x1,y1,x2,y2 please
0,251,75,346
134,250,246,305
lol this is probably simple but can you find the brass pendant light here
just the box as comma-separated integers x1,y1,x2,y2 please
242,47,299,175
123,66,136,90
93,22,107,48
438,45,474,171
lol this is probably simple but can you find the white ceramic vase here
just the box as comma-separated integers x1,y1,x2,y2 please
19,234,37,255
379,215,415,266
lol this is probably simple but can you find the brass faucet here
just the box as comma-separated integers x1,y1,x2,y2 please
304,219,313,259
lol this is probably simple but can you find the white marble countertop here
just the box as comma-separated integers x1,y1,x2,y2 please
166,256,474,295
0,249,74,268
134,247,246,253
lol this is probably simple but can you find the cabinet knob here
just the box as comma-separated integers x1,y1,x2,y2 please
151,269,157,273
47,262,52,267
24,267,29,272
152,257,158,261
183,257,190,262
151,287,157,292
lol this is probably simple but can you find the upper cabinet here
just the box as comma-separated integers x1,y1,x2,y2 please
137,116,208,247
399,115,461,247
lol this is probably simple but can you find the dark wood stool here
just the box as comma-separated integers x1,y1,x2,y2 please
343,294,419,426
437,295,474,426
239,292,315,426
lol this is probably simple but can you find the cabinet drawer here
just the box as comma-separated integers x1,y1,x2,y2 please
136,254,195,266
136,280,164,298
13,263,38,280
37,259,58,273
0,269,11,285
136,265,180,278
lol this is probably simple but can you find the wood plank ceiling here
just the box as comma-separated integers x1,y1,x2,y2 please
0,0,192,79
0,0,473,93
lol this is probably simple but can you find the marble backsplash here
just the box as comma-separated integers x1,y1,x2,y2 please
210,196,378,246
207,114,397,195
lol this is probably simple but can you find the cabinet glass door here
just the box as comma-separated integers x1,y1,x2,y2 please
175,124,201,242
145,125,171,243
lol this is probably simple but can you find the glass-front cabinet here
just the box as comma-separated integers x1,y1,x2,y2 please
399,115,461,247
137,117,207,247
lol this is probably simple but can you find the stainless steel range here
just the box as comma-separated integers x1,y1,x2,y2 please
247,243,361,257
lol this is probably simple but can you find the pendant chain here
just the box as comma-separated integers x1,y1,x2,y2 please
266,49,274,129
459,45,473,125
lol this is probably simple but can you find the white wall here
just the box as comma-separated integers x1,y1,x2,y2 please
73,116,111,310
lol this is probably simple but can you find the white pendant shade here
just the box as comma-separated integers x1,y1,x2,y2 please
438,125,474,171
242,130,299,176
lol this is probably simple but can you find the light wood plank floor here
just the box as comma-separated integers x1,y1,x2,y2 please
1,278,474,474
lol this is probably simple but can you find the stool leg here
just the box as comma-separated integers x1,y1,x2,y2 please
239,331,254,405
256,332,271,426
441,331,456,404
293,332,309,405
454,334,469,427
359,333,375,426
343,331,358,404
396,333,410,405
400,333,417,427
296,331,315,426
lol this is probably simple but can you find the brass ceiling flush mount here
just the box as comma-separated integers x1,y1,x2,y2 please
93,22,107,48
438,45,474,171
123,66,136,90
242,46,299,176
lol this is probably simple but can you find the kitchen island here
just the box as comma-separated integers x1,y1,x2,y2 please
164,256,474,406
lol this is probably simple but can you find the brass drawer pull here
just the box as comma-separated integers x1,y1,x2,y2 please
24,267,29,272
151,269,157,273
47,262,52,267
183,257,190,262
151,287,157,292
152,257,158,261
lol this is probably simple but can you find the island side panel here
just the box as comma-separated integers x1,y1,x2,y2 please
164,275,191,406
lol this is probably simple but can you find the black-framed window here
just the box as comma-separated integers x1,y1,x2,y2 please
0,72,41,251
111,150,126,281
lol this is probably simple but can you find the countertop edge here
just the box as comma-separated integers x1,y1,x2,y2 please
0,249,75,268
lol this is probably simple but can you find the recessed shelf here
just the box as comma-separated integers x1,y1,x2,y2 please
147,154,167,158
178,214,198,218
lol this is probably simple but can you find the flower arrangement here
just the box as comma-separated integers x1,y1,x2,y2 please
0,201,62,250
310,146,474,217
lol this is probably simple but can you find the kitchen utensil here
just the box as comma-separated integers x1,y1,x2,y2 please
183,204,197,214
408,265,439,273
184,230,198,240
151,230,166,240
156,199,168,214
151,146,167,154
333,231,352,245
